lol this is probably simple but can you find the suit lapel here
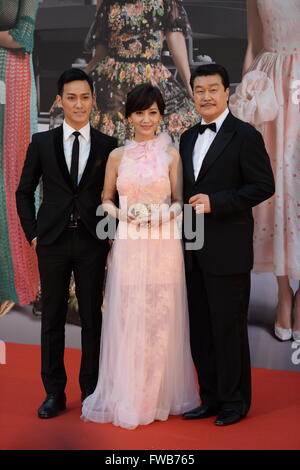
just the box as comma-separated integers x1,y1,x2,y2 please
195,112,237,184
184,123,200,185
53,125,74,191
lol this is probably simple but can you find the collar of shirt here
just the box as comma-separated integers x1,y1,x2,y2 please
201,107,229,133
63,120,91,143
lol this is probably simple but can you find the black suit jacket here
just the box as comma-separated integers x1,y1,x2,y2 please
16,125,117,245
180,111,275,275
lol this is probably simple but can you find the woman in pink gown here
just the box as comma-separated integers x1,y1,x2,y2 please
230,0,300,341
81,84,199,429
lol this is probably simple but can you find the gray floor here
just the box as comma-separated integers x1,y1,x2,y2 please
1,273,299,372
247,274,300,372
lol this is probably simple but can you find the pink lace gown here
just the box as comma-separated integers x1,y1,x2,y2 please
81,133,199,429
230,0,300,279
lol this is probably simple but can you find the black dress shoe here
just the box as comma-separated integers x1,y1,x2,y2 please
38,393,66,419
214,408,242,426
183,405,219,420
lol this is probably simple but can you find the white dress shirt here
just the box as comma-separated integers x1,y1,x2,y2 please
63,120,91,184
192,107,229,180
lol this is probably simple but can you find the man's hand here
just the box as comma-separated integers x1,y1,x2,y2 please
189,194,211,214
31,237,37,249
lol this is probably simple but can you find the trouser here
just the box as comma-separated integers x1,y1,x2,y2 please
37,222,109,394
185,260,251,416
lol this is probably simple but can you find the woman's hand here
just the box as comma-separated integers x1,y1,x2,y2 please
84,44,108,76
185,82,194,100
0,31,22,49
118,208,138,224
145,206,173,228
242,0,263,75
84,60,97,76
166,31,193,99
48,98,62,114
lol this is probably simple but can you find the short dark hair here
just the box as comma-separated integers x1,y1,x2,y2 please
57,68,94,96
125,83,165,118
190,64,230,91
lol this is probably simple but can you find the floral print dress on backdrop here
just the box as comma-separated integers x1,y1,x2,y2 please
89,0,198,142
51,0,198,143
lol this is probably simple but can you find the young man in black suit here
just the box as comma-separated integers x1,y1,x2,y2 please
16,69,117,418
180,64,275,426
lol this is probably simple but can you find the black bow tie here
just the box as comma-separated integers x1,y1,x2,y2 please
199,122,217,134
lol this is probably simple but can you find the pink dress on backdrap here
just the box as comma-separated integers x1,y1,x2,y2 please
81,133,199,429
0,0,39,305
230,0,300,279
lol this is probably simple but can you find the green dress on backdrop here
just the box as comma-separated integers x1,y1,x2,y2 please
0,0,39,316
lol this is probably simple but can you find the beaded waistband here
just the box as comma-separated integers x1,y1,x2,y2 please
110,54,160,64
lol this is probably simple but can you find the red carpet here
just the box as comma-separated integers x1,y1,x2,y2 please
1,343,299,450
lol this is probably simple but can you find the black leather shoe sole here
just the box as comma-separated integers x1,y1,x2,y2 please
38,404,66,419
183,406,219,420
38,395,66,419
214,411,242,426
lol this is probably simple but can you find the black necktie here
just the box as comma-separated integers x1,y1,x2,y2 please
70,131,80,188
199,122,217,135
